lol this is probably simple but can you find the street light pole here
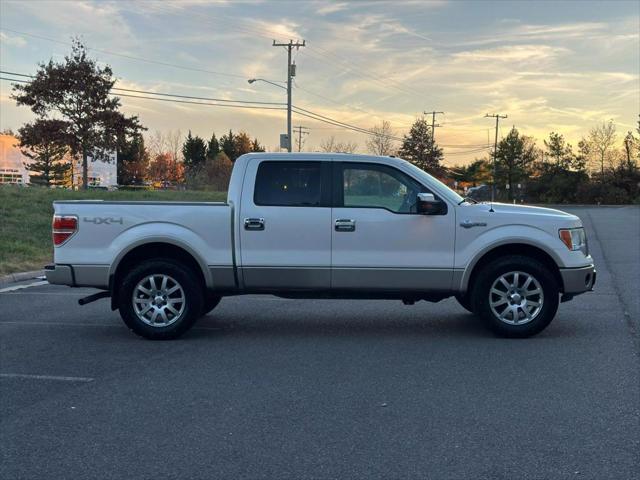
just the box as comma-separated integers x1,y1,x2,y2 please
272,40,305,152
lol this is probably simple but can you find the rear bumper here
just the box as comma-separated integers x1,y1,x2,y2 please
560,264,596,294
44,264,74,286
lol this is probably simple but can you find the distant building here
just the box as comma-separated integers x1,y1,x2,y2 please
0,134,30,185
0,134,117,187
71,152,118,188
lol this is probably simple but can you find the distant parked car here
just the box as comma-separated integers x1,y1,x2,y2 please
467,184,491,201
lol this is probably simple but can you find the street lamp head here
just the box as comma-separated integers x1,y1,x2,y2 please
247,79,256,84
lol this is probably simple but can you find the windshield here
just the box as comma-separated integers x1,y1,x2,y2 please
400,160,465,204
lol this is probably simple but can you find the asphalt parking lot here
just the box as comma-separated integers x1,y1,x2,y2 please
1,206,638,479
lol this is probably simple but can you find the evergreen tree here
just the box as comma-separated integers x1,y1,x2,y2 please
182,131,207,175
234,132,253,158
398,118,443,175
18,119,70,187
544,132,574,170
251,138,265,152
12,39,144,189
495,127,537,200
117,134,149,185
220,130,237,161
206,132,220,160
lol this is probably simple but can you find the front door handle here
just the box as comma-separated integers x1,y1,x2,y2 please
244,217,265,231
335,219,356,232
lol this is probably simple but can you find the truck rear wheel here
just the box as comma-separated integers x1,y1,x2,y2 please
471,255,559,338
118,259,204,340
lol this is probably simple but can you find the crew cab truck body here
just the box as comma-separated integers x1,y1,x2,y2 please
46,153,595,339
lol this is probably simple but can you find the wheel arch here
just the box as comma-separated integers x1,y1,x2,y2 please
460,242,564,295
109,240,210,310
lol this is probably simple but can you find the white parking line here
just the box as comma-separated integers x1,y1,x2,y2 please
0,373,94,382
0,280,49,293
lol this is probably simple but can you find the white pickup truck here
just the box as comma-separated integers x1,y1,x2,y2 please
46,153,595,339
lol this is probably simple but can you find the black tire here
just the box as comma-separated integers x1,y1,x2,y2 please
455,293,475,314
118,258,204,340
202,294,221,316
470,255,559,338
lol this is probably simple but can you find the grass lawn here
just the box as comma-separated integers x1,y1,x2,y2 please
0,186,227,276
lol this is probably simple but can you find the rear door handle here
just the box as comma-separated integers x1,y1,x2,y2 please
244,217,265,231
335,219,356,232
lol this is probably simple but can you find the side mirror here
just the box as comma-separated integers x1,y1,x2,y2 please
416,192,443,215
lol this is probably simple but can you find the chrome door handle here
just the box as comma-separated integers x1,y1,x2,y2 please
459,219,487,229
244,217,265,230
335,219,356,232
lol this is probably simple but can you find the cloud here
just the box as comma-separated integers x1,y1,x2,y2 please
453,45,569,63
316,2,349,15
0,32,27,47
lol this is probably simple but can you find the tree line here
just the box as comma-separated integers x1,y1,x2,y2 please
447,120,640,204
117,129,264,190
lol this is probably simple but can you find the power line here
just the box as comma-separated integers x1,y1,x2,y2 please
0,28,281,83
1,70,489,154
0,76,286,111
0,70,285,107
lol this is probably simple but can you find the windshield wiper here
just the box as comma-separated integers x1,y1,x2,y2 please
458,197,479,205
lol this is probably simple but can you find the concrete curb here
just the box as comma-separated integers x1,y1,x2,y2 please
0,269,45,288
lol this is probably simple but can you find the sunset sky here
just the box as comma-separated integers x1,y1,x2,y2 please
1,0,638,164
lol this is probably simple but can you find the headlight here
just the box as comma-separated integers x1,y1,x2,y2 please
559,227,588,254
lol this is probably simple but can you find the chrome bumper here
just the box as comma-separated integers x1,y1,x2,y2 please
560,265,596,294
44,264,74,286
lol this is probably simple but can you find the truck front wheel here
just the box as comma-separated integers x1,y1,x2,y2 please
118,259,204,340
471,255,559,338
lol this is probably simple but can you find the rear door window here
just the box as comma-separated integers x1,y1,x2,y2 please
254,161,323,207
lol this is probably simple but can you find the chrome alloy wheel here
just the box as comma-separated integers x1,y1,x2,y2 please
489,271,544,325
132,274,186,327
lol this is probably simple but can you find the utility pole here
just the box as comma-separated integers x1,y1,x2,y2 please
424,111,444,145
485,113,508,203
294,125,310,152
273,39,305,152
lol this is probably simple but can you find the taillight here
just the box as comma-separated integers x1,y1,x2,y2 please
52,215,78,246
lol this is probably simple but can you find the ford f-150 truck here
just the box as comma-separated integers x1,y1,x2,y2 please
46,153,595,339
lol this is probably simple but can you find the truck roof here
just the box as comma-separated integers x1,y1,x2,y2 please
237,152,400,163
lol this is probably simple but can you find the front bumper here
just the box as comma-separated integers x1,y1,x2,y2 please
560,264,596,294
44,264,74,286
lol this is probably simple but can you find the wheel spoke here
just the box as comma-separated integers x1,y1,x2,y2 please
499,277,510,289
522,276,533,290
491,298,508,307
513,272,520,288
166,285,181,295
160,276,168,291
527,288,542,296
140,287,152,296
159,309,169,324
166,304,179,317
